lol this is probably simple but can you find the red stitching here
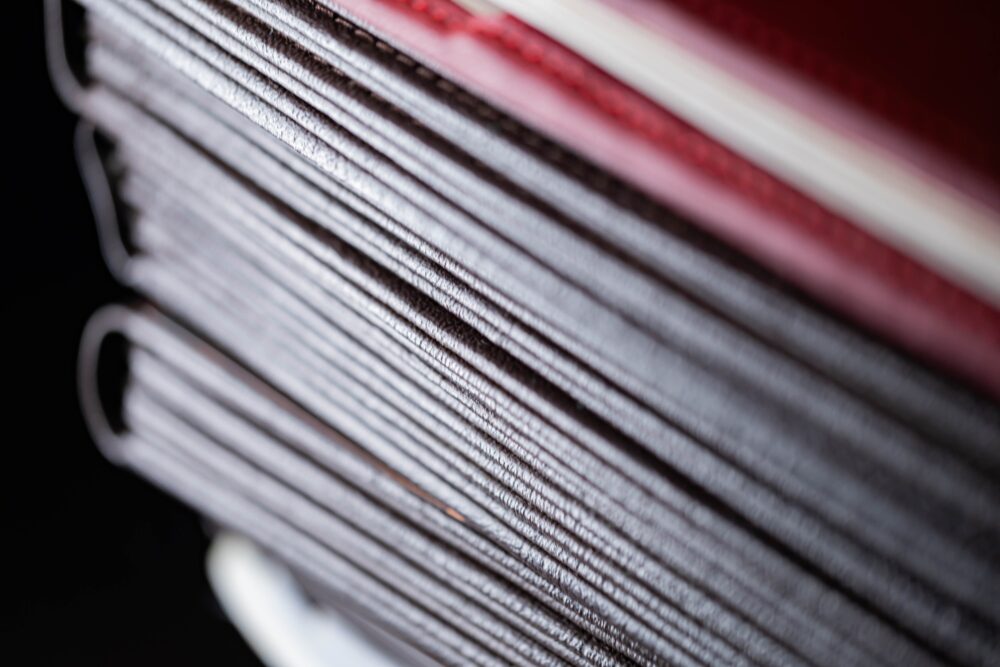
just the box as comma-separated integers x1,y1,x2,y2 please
384,0,467,29
380,0,1000,343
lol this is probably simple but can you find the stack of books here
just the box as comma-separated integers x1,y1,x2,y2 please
49,0,999,664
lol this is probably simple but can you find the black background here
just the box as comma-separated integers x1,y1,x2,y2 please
3,4,262,665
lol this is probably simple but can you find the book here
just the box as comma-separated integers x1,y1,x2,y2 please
51,0,1000,664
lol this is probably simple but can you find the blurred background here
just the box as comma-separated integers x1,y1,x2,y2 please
3,4,261,664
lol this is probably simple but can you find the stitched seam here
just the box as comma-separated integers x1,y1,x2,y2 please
327,0,1000,342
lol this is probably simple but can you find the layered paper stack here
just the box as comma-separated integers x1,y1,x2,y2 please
48,0,999,665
